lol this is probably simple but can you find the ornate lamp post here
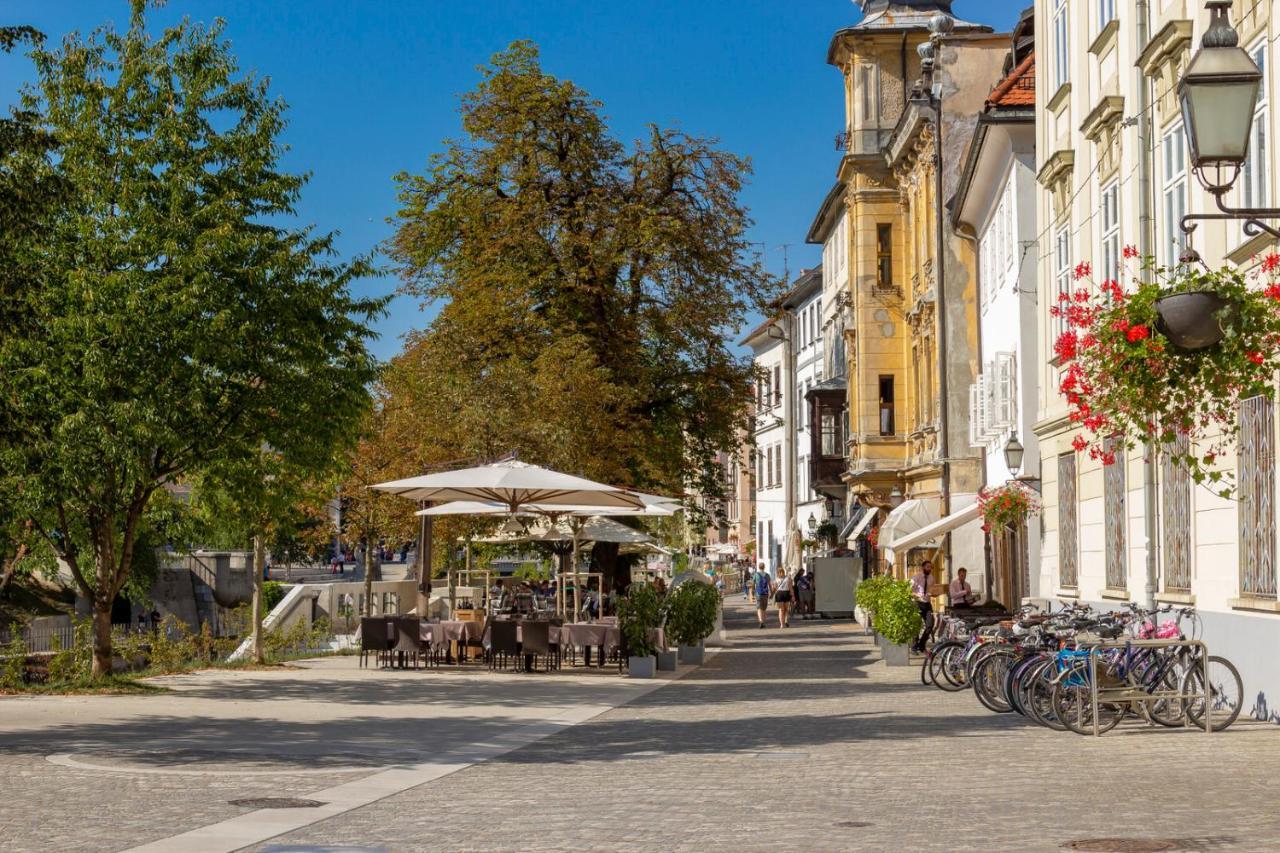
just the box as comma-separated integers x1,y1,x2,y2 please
1003,434,1025,477
1179,2,1277,239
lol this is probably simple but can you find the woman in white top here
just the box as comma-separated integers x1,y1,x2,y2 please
774,567,794,628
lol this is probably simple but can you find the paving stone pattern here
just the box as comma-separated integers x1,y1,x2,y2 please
266,601,1280,853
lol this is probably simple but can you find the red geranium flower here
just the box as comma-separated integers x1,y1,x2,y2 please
1073,262,1092,280
1263,253,1280,274
1126,325,1150,343
1054,331,1078,361
1248,351,1265,365
1072,435,1087,452
1122,244,1139,259
1111,318,1131,333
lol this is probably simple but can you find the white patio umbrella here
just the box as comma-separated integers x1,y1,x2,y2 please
783,520,803,577
372,459,644,511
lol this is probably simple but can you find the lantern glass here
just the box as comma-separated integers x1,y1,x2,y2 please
1003,434,1025,474
1178,37,1263,178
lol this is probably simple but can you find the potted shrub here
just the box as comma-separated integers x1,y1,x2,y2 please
1053,252,1280,497
664,580,719,665
853,574,889,633
854,577,920,666
618,583,661,678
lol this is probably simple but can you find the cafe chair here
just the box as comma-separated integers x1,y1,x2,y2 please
359,617,391,668
489,620,519,671
520,620,557,673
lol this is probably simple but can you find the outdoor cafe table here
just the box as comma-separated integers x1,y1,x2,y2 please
420,620,483,663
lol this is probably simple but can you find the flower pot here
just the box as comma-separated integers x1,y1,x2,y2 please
677,643,705,665
877,633,911,667
627,655,656,678
656,649,677,671
1155,290,1231,351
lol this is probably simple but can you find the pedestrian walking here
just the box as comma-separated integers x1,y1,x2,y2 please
742,565,752,601
796,569,815,619
909,561,936,653
774,567,794,628
753,562,772,629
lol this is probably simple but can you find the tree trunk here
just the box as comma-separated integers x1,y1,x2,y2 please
593,541,628,594
363,537,374,616
251,535,265,664
91,587,113,679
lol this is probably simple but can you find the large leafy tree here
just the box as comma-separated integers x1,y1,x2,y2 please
386,42,774,581
0,4,383,676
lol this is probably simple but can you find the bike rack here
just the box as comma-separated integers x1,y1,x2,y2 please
1086,638,1213,737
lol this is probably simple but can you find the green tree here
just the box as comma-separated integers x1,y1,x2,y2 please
384,42,775,589
0,5,382,676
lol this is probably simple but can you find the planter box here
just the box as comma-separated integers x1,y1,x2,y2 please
677,643,705,665
877,633,911,667
627,655,657,678
656,649,677,671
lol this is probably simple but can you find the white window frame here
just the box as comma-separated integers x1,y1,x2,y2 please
1241,38,1269,211
1161,123,1188,267
1053,0,1069,91
1097,0,1115,31
1053,225,1071,346
1100,179,1121,284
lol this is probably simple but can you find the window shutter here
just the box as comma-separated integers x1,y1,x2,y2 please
968,384,982,447
996,352,1016,428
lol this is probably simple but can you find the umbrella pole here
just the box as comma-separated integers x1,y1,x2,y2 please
572,532,581,623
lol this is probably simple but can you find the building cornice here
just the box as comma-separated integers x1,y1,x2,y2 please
1137,19,1193,78
1079,95,1125,141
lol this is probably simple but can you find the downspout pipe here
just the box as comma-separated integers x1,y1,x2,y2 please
1136,0,1159,612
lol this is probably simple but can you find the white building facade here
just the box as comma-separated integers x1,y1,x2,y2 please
782,269,827,537
952,11,1043,606
744,319,788,573
1034,0,1280,711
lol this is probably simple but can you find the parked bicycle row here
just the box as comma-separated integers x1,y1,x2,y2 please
920,602,1244,734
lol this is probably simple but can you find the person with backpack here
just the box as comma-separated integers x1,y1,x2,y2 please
753,562,773,629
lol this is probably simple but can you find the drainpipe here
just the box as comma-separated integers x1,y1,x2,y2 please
929,81,953,574
1136,0,1160,612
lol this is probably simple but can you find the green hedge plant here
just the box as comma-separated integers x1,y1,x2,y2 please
663,581,719,647
618,583,662,658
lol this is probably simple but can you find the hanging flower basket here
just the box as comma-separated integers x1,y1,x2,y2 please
976,483,1041,533
1052,251,1280,497
1154,290,1232,350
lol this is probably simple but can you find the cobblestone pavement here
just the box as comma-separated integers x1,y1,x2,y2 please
263,599,1280,853
5,602,1279,852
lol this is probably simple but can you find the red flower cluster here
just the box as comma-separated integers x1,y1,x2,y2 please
1122,244,1139,259
1073,261,1092,281
1263,253,1280,274
1126,324,1150,343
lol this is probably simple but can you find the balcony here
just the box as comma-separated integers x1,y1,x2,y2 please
806,376,849,500
835,127,894,157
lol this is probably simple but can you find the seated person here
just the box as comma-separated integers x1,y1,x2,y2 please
949,567,976,608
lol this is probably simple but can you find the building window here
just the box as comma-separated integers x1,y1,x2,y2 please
922,335,934,425
1161,124,1188,267
1058,452,1078,588
878,375,895,436
1161,432,1192,592
773,365,782,407
1053,0,1069,91
1053,226,1071,346
1104,436,1126,590
876,224,893,288
1241,39,1269,210
775,445,783,489
1100,180,1120,284
765,446,773,490
1097,0,1115,30
1240,395,1277,598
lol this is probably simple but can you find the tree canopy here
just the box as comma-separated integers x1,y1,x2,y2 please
385,41,774,508
0,4,384,674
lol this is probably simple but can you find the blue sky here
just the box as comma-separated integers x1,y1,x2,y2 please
2,1,1029,360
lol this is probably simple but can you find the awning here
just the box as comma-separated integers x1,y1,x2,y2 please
837,507,864,542
845,507,877,546
885,500,982,564
879,498,939,566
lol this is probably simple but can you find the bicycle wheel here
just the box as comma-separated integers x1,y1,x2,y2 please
1005,655,1040,718
1144,663,1188,728
921,647,935,686
930,642,967,692
1051,661,1124,735
972,649,1016,713
1182,655,1244,731
1025,658,1067,731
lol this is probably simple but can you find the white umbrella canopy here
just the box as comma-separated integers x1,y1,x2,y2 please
783,521,803,575
414,493,679,518
372,459,643,511
476,515,654,545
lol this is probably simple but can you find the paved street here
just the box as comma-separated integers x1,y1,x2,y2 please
2,600,1278,852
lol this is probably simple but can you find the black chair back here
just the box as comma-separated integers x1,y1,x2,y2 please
521,620,551,655
490,619,520,655
360,617,391,651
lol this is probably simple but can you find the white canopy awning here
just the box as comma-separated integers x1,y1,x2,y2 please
372,459,643,511
845,507,877,547
879,498,939,566
885,500,982,565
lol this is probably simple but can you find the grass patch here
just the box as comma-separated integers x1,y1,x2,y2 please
0,674,167,696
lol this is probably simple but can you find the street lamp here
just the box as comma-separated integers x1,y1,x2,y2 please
1180,2,1262,194
807,512,817,534
1003,433,1025,476
888,485,904,509
1178,2,1280,239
